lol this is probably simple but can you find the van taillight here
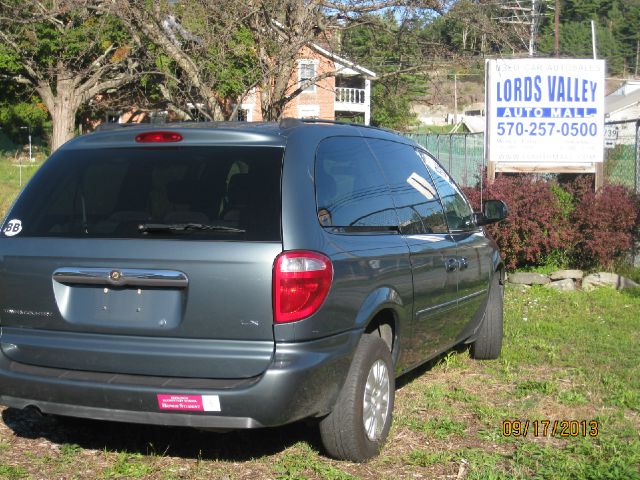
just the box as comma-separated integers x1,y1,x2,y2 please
273,251,333,323
135,131,183,143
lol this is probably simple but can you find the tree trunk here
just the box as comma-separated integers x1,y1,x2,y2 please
51,102,77,152
48,78,79,152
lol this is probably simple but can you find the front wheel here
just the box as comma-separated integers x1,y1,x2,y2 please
319,334,394,462
470,272,504,360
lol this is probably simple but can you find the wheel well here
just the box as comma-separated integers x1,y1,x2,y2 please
364,309,395,353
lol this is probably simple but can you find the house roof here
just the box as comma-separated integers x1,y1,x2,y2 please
269,19,376,78
605,88,640,116
609,80,640,97
308,42,377,78
463,117,485,133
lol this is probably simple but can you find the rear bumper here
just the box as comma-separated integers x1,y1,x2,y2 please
0,329,360,429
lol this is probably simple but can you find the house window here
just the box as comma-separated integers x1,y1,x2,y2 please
238,104,253,122
298,105,320,119
187,104,207,122
150,111,168,124
299,60,318,93
105,111,121,123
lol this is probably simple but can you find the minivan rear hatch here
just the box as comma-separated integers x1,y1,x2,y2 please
0,142,283,379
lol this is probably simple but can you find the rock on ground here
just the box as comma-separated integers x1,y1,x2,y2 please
545,278,576,291
508,272,550,285
582,272,639,291
549,269,584,281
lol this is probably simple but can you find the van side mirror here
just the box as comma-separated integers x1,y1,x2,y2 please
476,199,508,226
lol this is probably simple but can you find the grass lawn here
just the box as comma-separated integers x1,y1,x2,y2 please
0,137,41,217
0,151,637,478
0,286,638,479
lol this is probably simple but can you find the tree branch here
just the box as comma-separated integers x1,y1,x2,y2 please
82,68,137,103
0,29,45,86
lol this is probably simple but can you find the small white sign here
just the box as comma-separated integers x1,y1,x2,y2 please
3,219,22,237
486,58,606,164
604,125,618,149
201,395,221,412
604,125,619,141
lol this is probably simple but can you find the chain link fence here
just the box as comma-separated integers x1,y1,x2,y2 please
406,121,640,192
404,133,485,187
603,119,639,192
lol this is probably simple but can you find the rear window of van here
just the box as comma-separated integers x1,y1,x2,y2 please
4,146,283,241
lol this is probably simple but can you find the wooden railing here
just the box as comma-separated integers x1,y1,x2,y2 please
335,87,366,104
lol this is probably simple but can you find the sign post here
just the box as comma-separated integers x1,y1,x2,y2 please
485,58,606,188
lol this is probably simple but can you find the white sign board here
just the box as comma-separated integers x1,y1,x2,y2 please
486,58,605,164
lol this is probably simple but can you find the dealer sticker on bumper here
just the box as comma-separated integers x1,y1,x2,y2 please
157,394,221,412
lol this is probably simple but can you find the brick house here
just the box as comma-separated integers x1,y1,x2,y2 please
239,43,376,125
96,43,375,127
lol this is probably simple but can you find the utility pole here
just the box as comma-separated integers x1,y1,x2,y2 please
494,1,550,56
591,20,597,60
554,0,560,57
529,0,536,56
454,73,458,125
635,38,640,77
19,125,32,186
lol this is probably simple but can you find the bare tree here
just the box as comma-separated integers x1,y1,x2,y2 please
115,0,260,121
243,0,329,121
243,0,446,120
0,0,139,150
117,0,445,123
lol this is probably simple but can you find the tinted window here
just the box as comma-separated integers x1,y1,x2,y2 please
367,139,448,235
6,146,283,241
315,137,398,229
417,150,475,231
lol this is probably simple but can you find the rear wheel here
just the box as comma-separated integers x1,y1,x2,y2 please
470,273,503,360
319,334,394,462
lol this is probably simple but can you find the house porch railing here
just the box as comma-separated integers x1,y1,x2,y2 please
335,87,366,104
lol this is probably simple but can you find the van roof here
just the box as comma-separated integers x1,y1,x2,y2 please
63,118,408,151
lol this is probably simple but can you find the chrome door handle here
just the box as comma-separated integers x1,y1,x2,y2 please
445,258,458,272
53,267,188,288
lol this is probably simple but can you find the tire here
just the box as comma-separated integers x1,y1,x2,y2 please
470,272,504,360
319,334,395,462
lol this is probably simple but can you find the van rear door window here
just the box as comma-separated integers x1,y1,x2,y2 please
6,146,283,241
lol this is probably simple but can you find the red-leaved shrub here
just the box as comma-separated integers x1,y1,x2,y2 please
568,181,638,268
464,174,640,270
463,175,575,270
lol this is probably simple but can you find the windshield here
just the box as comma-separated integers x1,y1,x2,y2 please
5,146,283,241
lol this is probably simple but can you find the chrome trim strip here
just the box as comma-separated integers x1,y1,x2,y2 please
458,289,488,303
52,267,188,288
416,298,458,316
415,289,487,316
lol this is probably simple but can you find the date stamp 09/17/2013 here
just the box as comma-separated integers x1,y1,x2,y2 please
502,419,599,438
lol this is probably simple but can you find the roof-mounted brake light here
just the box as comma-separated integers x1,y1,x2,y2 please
135,131,183,143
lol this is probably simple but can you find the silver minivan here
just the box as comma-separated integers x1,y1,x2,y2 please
0,119,506,461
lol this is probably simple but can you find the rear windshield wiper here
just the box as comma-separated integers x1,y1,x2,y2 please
138,223,246,234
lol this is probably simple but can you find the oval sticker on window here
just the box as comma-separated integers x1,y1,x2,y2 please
3,219,22,237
